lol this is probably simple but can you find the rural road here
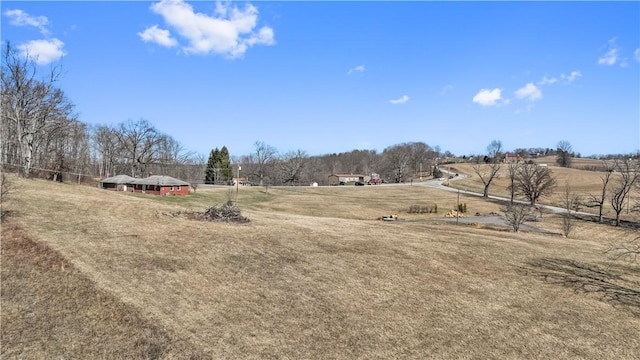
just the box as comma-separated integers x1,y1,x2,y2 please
414,170,592,217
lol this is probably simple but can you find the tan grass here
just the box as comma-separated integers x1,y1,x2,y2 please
2,175,639,359
449,163,640,223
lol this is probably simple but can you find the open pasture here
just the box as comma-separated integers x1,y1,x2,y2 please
448,162,639,223
2,176,639,359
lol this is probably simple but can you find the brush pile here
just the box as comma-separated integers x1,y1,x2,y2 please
197,204,250,223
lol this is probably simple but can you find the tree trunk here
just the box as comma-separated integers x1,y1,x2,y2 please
598,203,604,223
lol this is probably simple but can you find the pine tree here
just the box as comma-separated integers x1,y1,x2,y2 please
219,146,231,183
205,148,220,184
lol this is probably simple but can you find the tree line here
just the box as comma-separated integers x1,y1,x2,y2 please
1,43,204,183
2,41,638,223
225,141,446,187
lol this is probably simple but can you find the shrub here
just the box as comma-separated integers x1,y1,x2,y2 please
457,202,467,213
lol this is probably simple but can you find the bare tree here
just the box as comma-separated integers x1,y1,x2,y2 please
506,158,521,204
504,204,531,232
181,153,206,192
92,125,122,177
561,183,580,238
556,140,573,168
278,149,308,185
586,160,615,223
381,143,412,183
513,163,557,205
115,118,161,178
301,156,324,184
1,43,76,177
610,158,640,226
247,141,278,186
472,140,503,198
606,235,640,263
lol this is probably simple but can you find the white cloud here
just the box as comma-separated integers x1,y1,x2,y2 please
472,88,504,106
635,49,640,63
389,95,410,104
348,65,365,75
561,71,582,83
537,76,557,85
515,83,542,102
4,9,49,35
17,39,66,65
138,25,178,47
598,37,620,66
145,0,275,58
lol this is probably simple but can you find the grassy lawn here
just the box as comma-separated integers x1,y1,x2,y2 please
2,175,639,359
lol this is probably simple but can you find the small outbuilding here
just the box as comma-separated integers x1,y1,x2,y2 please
328,174,369,186
100,174,136,191
130,175,191,196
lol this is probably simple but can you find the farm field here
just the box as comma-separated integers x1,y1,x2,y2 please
447,160,640,224
2,175,639,359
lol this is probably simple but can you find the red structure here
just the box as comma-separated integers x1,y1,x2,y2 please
130,175,190,195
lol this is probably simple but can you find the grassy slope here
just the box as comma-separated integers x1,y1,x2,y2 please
448,161,639,222
2,175,639,359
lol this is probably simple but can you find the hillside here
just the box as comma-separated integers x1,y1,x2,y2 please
2,175,639,359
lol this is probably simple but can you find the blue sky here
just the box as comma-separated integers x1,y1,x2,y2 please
2,1,639,158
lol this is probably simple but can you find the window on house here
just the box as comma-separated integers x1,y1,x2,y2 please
176,185,181,191
170,186,174,191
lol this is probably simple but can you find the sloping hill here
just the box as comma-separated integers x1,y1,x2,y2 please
2,176,639,359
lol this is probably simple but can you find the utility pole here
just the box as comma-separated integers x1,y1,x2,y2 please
456,188,460,226
236,165,241,203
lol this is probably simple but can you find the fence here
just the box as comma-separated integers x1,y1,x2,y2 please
1,163,99,186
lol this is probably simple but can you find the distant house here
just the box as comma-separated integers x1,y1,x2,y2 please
328,174,369,186
232,177,250,186
503,152,524,163
100,174,136,191
130,175,190,196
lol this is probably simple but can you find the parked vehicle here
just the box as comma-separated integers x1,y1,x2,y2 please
355,181,365,186
368,178,383,185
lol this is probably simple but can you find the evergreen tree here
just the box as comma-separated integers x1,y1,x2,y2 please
205,148,220,184
219,146,232,183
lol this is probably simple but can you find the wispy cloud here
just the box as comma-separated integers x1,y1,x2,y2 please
515,83,542,102
138,25,178,48
537,76,557,85
389,95,410,104
635,49,640,63
598,37,620,66
17,39,66,65
472,88,504,107
3,9,49,35
440,84,454,95
143,0,275,58
347,65,365,75
561,71,582,83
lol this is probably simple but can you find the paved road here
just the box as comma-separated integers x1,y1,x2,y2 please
414,170,593,217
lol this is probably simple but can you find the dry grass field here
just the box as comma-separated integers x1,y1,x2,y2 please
2,175,640,359
448,161,640,223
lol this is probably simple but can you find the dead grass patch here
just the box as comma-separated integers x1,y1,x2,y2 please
0,223,204,359
2,177,640,359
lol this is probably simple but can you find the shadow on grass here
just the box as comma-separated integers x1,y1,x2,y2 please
522,258,640,316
